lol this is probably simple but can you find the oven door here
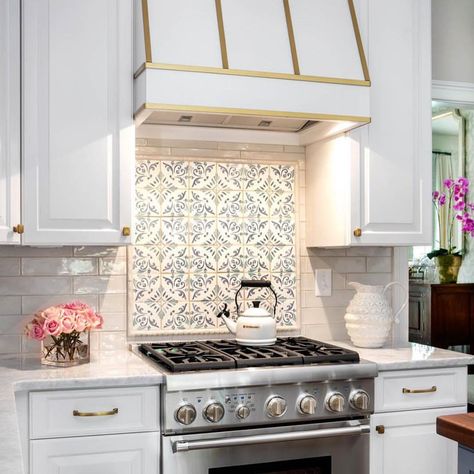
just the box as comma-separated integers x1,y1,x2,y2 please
162,419,370,474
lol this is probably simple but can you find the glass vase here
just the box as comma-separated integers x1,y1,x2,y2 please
434,255,462,284
41,331,90,367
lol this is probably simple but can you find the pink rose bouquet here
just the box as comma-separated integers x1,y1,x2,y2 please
25,301,103,365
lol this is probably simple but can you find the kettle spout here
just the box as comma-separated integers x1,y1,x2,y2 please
217,303,237,334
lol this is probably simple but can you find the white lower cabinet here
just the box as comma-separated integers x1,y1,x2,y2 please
370,407,460,474
30,432,159,474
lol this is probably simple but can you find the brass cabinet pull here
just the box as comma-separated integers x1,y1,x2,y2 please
375,425,385,434
353,228,362,237
73,408,119,417
13,224,24,234
402,386,437,394
122,226,131,237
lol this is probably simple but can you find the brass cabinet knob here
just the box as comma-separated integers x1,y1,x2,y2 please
375,425,385,434
353,228,362,237
122,226,131,237
13,224,24,234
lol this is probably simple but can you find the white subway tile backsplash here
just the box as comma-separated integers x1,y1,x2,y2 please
0,246,73,257
0,334,22,354
73,246,126,257
0,296,21,315
302,322,349,341
99,257,127,275
346,247,393,257
0,277,72,296
21,257,98,276
100,313,127,331
21,294,99,315
366,257,392,273
99,293,127,313
0,258,20,276
74,276,127,295
301,289,355,309
301,307,347,325
0,315,30,335
345,273,393,287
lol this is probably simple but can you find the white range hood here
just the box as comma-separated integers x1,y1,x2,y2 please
134,0,371,136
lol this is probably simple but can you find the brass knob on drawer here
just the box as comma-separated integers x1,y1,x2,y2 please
122,226,131,237
13,224,24,234
376,425,385,434
353,228,362,237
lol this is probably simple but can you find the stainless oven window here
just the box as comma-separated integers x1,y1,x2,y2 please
209,457,331,474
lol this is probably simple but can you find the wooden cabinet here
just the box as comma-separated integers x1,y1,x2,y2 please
31,432,159,474
21,0,134,245
305,0,432,247
370,407,460,474
0,0,21,245
409,283,474,350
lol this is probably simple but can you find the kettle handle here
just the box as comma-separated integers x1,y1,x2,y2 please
235,280,278,317
382,281,408,324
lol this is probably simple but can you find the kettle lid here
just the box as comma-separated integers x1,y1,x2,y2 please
243,300,271,317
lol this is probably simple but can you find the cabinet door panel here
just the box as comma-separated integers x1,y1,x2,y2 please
31,432,159,474
0,0,21,244
370,407,461,474
22,0,133,245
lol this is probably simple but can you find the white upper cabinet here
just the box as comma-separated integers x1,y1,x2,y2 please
0,0,21,245
22,0,134,246
306,0,432,247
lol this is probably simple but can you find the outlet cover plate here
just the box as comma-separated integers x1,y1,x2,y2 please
314,269,332,297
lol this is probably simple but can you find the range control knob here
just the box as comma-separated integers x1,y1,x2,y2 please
350,390,370,411
175,404,197,425
298,394,317,415
326,393,345,413
203,401,225,423
236,404,251,420
266,396,287,418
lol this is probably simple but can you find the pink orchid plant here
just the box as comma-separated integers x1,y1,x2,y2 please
25,301,103,361
429,177,474,258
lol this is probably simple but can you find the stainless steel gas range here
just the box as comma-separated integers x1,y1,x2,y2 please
136,337,377,474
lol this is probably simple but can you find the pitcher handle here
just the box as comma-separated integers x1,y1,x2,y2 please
382,281,408,324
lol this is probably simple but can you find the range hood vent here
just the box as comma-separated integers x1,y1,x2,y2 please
134,0,371,133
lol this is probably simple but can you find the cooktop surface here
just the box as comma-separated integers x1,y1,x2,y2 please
139,337,360,373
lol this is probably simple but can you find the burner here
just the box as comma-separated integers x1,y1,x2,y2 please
140,342,235,372
140,337,360,372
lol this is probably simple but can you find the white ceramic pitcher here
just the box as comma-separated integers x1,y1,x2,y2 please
344,281,408,348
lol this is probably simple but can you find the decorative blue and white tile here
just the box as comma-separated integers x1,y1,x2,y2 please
270,165,295,193
162,218,188,245
190,246,217,273
217,191,242,218
161,246,189,273
270,192,295,218
161,301,189,330
189,219,217,245
189,273,217,301
270,246,296,273
190,162,217,189
161,188,188,217
161,160,188,189
271,273,297,300
132,301,162,331
190,190,217,217
277,299,297,326
216,273,241,301
217,245,244,273
136,160,161,188
216,219,243,246
133,274,162,302
217,163,242,190
134,217,161,245
135,187,161,216
243,164,269,191
161,274,189,302
243,220,270,245
189,301,217,329
245,246,270,273
243,192,270,218
269,219,296,246
131,246,160,274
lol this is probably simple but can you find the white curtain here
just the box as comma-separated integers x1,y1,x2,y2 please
433,152,454,249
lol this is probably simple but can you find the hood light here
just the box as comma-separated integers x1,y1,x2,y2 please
258,120,272,127
178,115,193,123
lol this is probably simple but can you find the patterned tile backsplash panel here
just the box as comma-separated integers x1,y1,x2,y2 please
131,159,298,335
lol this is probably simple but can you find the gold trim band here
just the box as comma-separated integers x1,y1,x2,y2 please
215,0,229,69
347,0,370,82
139,102,371,124
141,0,152,63
283,0,300,75
135,61,370,87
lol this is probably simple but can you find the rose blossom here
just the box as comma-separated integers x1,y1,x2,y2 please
63,301,89,311
26,322,45,341
61,315,75,334
43,317,62,336
74,314,89,332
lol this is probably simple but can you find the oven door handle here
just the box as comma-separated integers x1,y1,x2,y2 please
173,423,370,453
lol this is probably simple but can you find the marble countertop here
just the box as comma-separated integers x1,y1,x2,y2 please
332,340,474,371
0,349,165,474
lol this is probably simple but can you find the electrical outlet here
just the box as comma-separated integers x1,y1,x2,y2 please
314,269,332,297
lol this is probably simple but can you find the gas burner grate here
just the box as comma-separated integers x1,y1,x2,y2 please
204,340,303,368
139,337,359,372
139,342,236,372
